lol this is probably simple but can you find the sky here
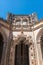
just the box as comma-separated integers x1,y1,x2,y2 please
0,0,43,20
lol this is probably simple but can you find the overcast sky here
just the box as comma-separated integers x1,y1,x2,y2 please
0,0,43,20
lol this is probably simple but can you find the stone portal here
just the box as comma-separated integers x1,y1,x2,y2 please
14,38,29,65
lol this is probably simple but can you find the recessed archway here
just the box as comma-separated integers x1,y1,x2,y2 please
0,33,4,63
14,37,29,65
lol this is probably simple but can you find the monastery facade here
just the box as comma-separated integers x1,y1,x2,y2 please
0,13,43,65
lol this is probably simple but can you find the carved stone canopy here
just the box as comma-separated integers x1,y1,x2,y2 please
14,35,33,47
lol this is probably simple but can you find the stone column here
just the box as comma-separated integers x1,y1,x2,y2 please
28,37,37,65
8,40,15,65
37,41,43,65
8,39,18,65
1,40,8,65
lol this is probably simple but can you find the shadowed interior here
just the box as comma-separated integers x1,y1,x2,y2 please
0,33,4,63
40,34,43,58
15,39,29,65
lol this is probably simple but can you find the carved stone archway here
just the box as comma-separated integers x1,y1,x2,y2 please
14,37,29,65
36,28,43,65
8,34,36,65
9,36,30,65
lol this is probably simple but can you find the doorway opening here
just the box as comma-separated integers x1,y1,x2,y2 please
15,38,29,65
